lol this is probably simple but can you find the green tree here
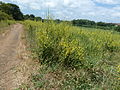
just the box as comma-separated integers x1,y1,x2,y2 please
23,14,30,20
0,10,13,20
29,14,35,20
0,2,23,20
97,22,106,26
55,19,61,23
24,14,42,21
35,17,42,21
72,19,96,26
115,25,120,32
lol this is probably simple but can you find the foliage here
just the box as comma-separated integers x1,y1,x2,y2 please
72,19,96,26
0,2,23,20
0,10,13,20
115,25,120,32
24,14,42,21
54,19,61,23
23,20,120,89
72,19,116,30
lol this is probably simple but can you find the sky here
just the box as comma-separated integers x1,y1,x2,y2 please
1,0,120,23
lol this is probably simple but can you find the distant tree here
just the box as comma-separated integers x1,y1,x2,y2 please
0,2,23,20
29,14,35,20
23,14,30,20
115,26,120,32
55,19,61,23
30,14,35,18
88,20,96,25
97,22,107,26
24,14,42,21
72,19,96,26
35,17,42,21
72,19,116,30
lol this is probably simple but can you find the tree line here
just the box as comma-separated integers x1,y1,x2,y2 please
0,1,42,21
72,19,116,30
0,1,23,20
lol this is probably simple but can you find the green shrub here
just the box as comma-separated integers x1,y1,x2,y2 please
23,20,120,89
0,10,13,20
115,25,120,32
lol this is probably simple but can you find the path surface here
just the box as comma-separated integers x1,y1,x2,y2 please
0,24,23,90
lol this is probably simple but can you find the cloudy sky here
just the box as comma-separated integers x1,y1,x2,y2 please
1,0,120,23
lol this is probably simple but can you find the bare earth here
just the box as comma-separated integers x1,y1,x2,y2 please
0,24,39,90
0,24,24,90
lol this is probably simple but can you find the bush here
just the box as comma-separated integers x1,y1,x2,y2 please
23,20,120,89
24,20,120,68
0,11,13,20
115,25,120,32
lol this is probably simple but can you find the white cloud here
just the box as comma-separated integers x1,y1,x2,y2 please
95,0,120,4
113,6,120,10
45,1,56,8
63,0,71,5
29,3,41,10
2,0,120,22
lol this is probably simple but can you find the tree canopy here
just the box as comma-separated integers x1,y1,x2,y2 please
24,14,42,21
0,10,13,20
0,2,23,20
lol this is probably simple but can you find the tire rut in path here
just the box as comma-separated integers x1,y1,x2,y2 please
0,24,24,90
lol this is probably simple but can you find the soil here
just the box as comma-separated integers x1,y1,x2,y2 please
0,24,39,90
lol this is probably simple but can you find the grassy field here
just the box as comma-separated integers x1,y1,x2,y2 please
21,20,120,90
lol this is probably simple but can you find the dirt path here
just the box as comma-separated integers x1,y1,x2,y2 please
0,24,24,90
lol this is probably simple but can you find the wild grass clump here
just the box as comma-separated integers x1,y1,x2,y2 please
0,20,15,28
0,20,16,33
24,20,120,89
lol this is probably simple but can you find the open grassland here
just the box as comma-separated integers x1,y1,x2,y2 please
22,20,120,90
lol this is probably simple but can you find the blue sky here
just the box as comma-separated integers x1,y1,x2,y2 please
1,0,120,23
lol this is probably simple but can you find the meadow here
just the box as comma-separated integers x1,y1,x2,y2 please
22,20,120,89
0,1,120,89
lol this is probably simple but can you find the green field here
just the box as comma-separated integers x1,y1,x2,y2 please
20,20,120,90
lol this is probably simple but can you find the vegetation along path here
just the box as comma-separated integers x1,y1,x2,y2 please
0,24,25,90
